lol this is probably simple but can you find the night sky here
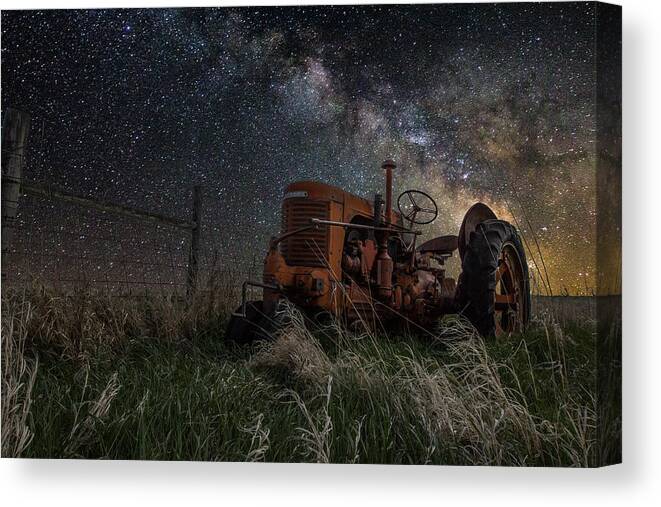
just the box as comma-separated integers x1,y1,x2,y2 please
1,3,618,294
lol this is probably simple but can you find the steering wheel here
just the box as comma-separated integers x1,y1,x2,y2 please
397,190,439,225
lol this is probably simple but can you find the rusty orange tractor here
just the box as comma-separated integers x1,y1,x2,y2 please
226,160,530,342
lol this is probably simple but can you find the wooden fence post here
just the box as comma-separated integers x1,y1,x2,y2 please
186,185,202,297
1,108,31,255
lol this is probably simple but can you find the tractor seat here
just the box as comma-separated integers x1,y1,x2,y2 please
417,235,459,255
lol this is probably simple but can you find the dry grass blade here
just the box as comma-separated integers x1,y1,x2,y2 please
1,296,39,457
241,413,271,462
284,376,334,463
64,372,121,458
251,305,331,387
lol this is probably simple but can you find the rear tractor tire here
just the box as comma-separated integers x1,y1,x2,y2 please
457,220,531,338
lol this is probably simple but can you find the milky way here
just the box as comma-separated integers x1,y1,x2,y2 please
1,3,619,294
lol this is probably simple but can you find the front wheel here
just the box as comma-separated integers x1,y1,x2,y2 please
225,301,273,345
456,220,531,337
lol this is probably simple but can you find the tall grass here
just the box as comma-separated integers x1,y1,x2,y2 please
1,284,599,465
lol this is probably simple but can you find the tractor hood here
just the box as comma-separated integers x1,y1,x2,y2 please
283,180,394,223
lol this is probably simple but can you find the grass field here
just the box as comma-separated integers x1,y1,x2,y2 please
2,285,603,465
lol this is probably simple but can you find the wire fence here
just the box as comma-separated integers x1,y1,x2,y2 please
0,188,267,304
0,108,262,305
2,191,191,295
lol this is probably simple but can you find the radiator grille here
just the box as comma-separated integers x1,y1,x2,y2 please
281,199,329,266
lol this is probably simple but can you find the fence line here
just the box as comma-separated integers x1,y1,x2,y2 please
20,181,197,231
1,107,204,296
3,195,190,293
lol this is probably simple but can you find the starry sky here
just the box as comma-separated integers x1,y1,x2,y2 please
1,3,620,295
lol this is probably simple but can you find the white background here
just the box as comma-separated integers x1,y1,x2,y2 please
1,0,659,505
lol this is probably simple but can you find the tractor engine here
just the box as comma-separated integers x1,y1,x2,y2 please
334,160,458,326
340,220,457,325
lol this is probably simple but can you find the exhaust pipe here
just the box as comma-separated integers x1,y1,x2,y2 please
374,160,396,301
382,159,396,224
